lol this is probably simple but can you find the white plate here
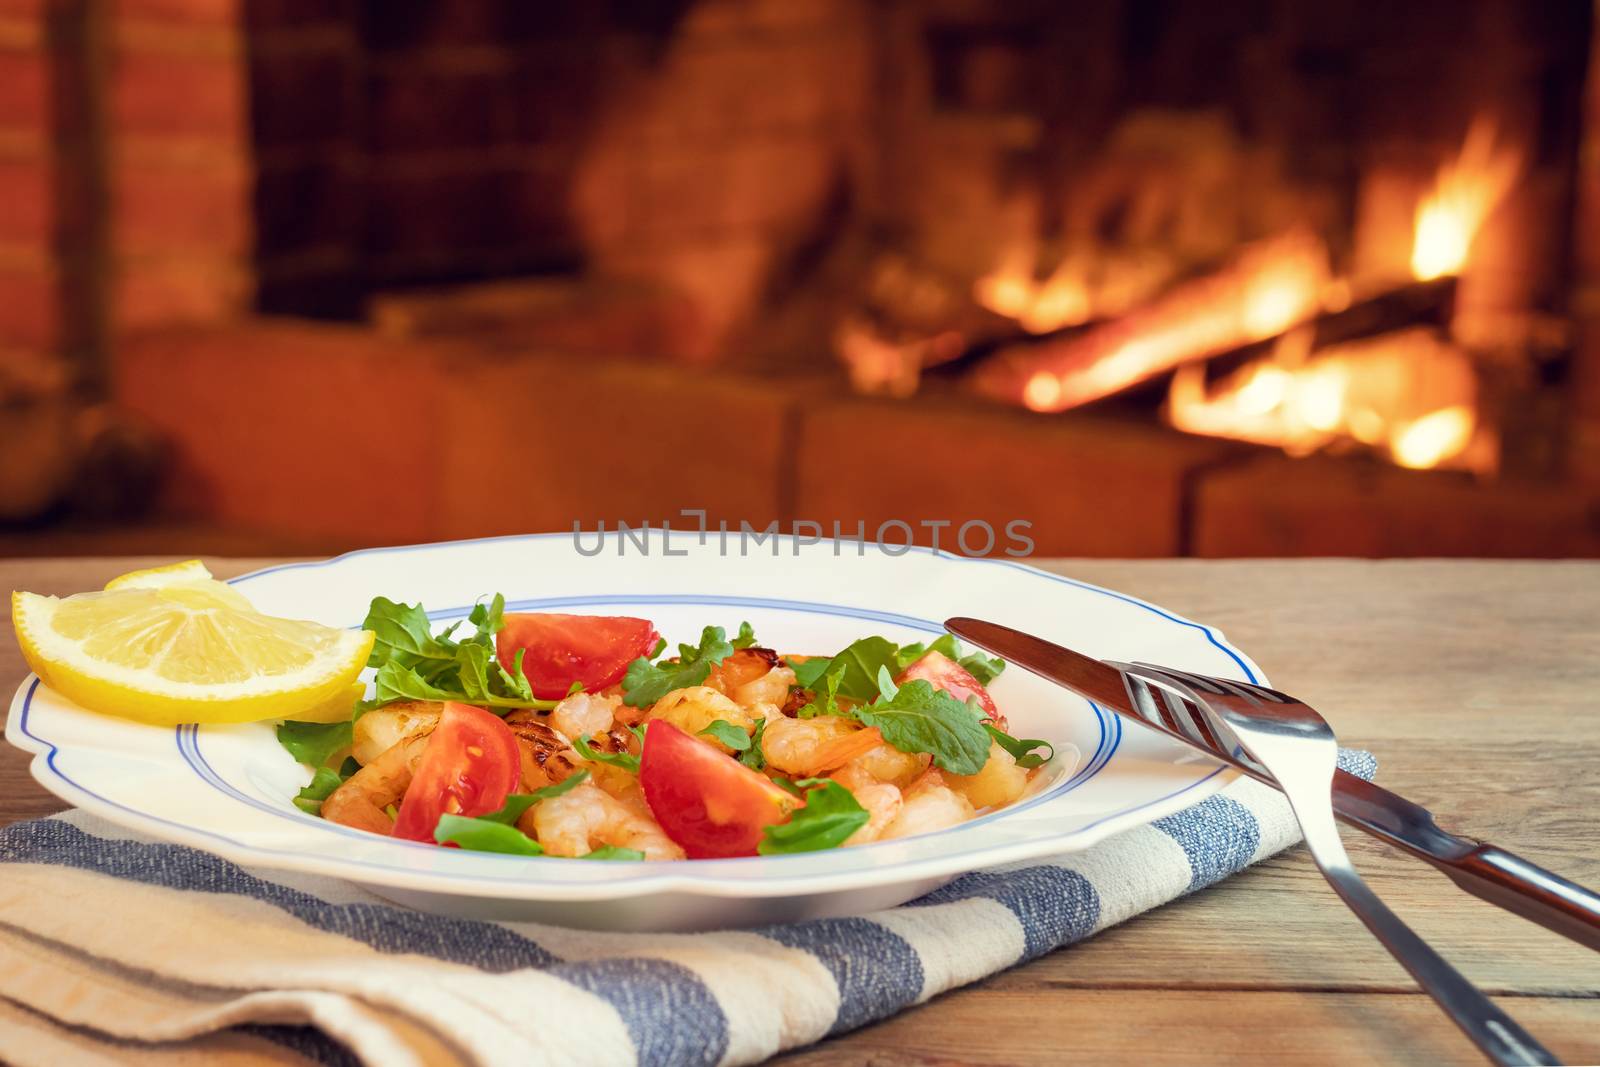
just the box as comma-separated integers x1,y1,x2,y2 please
7,532,1259,930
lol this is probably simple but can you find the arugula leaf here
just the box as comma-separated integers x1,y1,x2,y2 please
574,734,640,774
795,659,846,719
276,720,352,768
853,668,990,775
477,770,592,826
434,815,546,855
698,719,751,751
292,767,343,815
740,718,768,770
956,648,1005,686
731,621,758,650
770,775,804,797
788,656,831,688
579,846,645,861
758,778,869,854
361,597,456,674
356,593,554,715
983,724,1053,769
621,625,738,707
431,771,592,852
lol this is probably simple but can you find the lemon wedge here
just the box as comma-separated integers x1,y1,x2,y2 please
13,562,374,726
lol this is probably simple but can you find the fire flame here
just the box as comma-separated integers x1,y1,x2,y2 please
1410,118,1522,282
1165,328,1483,471
975,248,1093,334
1159,119,1517,471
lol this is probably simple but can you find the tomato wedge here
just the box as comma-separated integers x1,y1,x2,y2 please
639,720,795,859
496,613,660,699
895,650,1004,729
392,702,521,842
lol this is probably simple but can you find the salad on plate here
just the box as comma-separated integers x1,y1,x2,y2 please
282,595,1054,861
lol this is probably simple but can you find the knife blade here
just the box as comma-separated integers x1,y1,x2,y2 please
946,615,1600,954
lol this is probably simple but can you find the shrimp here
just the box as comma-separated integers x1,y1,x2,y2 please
946,741,1028,810
832,764,903,846
550,691,618,740
502,715,584,791
704,648,779,697
648,685,759,751
879,768,974,842
350,701,440,766
320,732,432,834
528,782,683,860
759,714,860,775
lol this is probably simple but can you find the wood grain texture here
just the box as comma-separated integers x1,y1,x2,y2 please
3,557,1597,1065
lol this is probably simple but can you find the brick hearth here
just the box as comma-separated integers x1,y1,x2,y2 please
107,320,1600,559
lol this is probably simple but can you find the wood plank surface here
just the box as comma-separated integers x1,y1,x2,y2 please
2,557,1597,1065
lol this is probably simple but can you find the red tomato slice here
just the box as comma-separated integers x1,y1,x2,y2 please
895,650,1004,728
639,720,795,859
496,613,660,700
392,702,521,842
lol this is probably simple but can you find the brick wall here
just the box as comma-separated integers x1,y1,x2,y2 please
244,0,870,362
0,0,58,372
108,0,254,334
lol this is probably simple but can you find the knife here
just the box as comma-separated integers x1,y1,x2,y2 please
946,616,1600,954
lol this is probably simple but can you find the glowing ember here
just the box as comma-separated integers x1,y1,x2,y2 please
975,250,1094,334
1391,406,1476,469
974,230,1330,412
1165,328,1483,471
1410,118,1522,282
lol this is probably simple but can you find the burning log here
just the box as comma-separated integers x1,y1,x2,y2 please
967,230,1333,412
1198,275,1457,386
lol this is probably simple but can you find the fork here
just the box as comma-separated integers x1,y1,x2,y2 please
1118,662,1558,1067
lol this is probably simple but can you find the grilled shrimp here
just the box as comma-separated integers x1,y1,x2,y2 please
946,741,1028,810
320,732,432,834
528,782,683,860
704,647,777,694
503,714,584,791
550,691,618,740
648,685,760,751
351,701,440,766
880,768,974,841
759,714,860,775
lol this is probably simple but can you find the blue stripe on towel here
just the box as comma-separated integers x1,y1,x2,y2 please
0,820,559,971
1152,795,1260,892
906,866,1101,959
552,958,729,1067
758,918,924,1035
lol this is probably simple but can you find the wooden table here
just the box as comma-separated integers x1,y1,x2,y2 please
3,558,1598,1065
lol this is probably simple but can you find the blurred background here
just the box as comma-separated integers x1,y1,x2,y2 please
3,0,1600,559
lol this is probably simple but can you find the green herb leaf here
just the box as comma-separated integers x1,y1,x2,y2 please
361,596,456,672
292,767,343,815
758,779,869,854
466,593,506,642
854,677,991,775
698,719,751,751
983,724,1053,769
276,720,352,768
795,659,847,718
574,734,640,774
731,621,758,650
434,814,546,855
788,656,831,688
579,846,646,861
740,718,768,770
621,625,738,707
475,770,592,826
770,775,804,797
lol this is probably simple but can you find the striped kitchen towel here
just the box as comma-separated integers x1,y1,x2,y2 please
0,750,1376,1067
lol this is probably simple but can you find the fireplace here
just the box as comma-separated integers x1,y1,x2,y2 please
2,0,1598,558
